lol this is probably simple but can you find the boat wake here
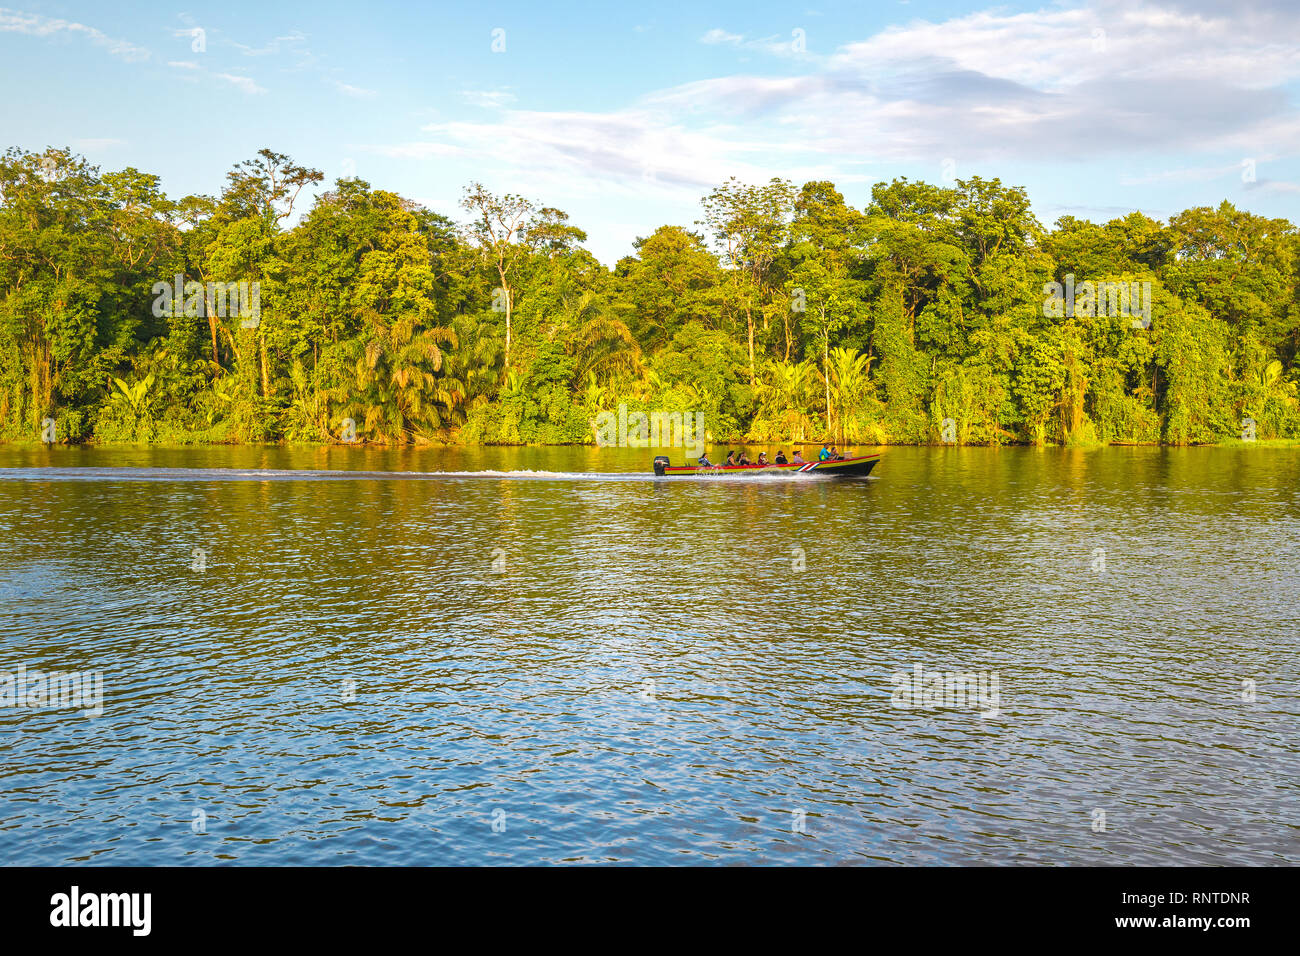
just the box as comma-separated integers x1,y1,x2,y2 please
0,466,635,482
0,466,850,483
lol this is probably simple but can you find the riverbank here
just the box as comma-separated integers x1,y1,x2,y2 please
6,436,1299,449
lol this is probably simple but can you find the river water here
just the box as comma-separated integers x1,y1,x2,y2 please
0,444,1296,865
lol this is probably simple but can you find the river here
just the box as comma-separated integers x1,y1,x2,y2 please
0,444,1296,864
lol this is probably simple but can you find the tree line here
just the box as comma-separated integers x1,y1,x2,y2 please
1,145,1296,447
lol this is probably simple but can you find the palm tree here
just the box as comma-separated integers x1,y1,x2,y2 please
568,293,645,389
825,347,874,442
1245,358,1300,438
333,309,457,442
1256,359,1298,406
284,359,328,441
752,359,817,441
581,371,609,409
436,313,504,430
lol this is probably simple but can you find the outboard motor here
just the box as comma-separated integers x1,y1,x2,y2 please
652,455,671,477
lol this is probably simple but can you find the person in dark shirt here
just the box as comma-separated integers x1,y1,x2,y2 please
774,450,788,464
737,451,751,465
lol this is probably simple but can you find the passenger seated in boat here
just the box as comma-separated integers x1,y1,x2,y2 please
830,445,843,460
774,451,788,464
724,451,736,466
698,453,713,466
818,444,832,461
736,451,751,465
756,452,769,466
792,450,805,463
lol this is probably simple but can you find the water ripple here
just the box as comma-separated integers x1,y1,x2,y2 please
0,445,1297,864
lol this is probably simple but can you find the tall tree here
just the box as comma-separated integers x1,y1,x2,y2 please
698,176,795,376
460,183,533,368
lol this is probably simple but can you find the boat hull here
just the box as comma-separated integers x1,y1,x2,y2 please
653,453,881,478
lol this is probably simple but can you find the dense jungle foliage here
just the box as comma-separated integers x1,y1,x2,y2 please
2,146,1297,446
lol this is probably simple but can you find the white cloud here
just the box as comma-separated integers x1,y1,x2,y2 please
829,3,1300,91
1247,179,1300,194
230,31,309,58
360,142,465,160
335,81,377,98
366,0,1300,215
215,73,266,95
164,56,269,96
0,7,149,62
1117,158,1280,186
701,29,744,46
460,89,516,109
396,107,835,204
673,1,1300,164
1040,202,1173,224
700,27,810,58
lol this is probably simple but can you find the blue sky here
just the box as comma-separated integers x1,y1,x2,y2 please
3,0,1298,262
